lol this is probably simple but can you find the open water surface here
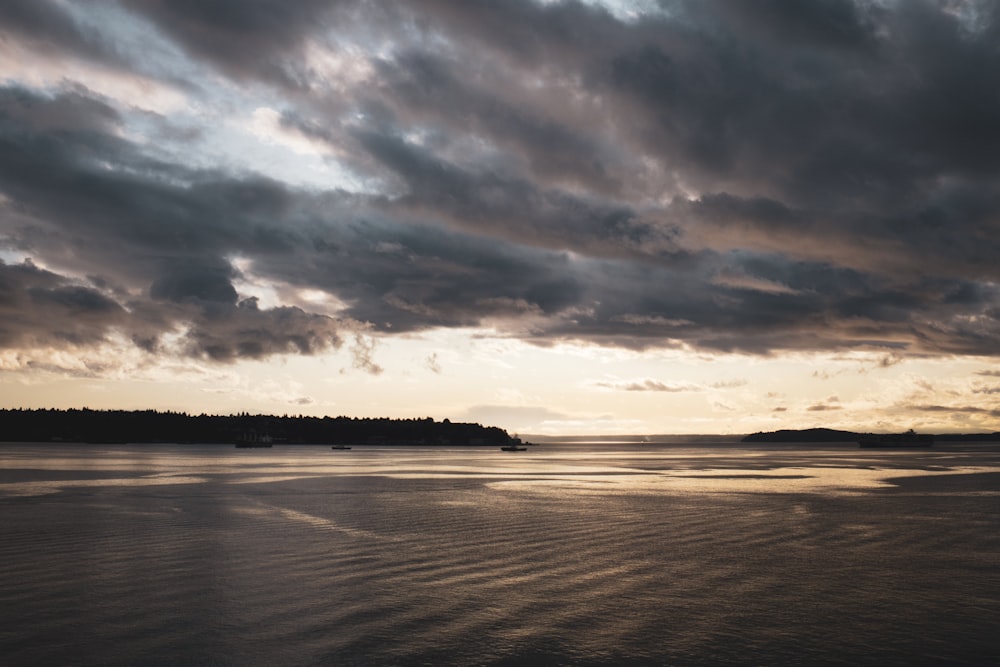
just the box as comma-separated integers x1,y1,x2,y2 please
1,441,998,665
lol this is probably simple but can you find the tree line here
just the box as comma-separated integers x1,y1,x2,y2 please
0,408,513,446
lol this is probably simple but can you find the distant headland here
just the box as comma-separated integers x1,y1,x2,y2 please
742,427,1000,443
0,408,514,446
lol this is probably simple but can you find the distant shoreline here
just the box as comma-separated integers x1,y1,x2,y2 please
741,427,1000,443
2,410,999,446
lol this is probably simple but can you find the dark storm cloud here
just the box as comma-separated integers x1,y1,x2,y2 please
713,0,878,48
0,85,587,359
150,258,239,305
0,86,347,361
0,0,118,65
125,0,343,88
0,84,121,134
246,209,586,333
0,259,127,348
603,1,1000,197
366,50,625,195
2,1,1000,362
0,87,279,274
353,129,675,260
172,297,344,362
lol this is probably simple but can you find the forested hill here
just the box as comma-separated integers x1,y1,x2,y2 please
0,409,513,446
742,428,860,442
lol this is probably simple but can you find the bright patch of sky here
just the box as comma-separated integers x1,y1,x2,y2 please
2,308,997,434
540,0,666,22
18,4,366,193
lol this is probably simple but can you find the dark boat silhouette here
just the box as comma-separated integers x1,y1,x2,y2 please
858,429,933,448
331,445,352,450
501,437,527,452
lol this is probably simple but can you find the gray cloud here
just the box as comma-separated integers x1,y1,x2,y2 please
0,259,128,348
126,0,344,88
348,332,383,375
711,379,748,389
425,352,441,374
1,1,1000,366
596,379,701,392
911,404,1000,418
173,298,344,362
0,257,344,362
0,86,346,361
0,0,120,66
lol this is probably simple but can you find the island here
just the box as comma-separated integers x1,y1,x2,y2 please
742,428,860,443
0,408,516,447
742,428,1000,444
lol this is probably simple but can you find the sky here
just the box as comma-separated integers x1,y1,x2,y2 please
1,0,1000,436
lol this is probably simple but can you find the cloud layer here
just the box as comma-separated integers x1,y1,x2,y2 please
2,0,999,366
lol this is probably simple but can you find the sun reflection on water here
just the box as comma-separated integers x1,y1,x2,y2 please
0,444,998,498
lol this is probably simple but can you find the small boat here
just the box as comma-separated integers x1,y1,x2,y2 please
858,429,933,448
501,437,527,452
331,445,352,450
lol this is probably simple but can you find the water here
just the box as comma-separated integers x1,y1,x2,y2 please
1,441,998,665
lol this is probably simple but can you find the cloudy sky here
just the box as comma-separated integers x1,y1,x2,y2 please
1,0,999,435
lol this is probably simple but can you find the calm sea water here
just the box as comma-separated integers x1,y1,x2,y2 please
0,441,998,666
